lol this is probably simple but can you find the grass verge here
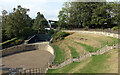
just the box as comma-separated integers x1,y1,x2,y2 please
52,45,66,64
78,53,110,73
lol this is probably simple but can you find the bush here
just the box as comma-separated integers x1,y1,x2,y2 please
56,26,61,30
38,29,46,34
15,39,23,45
112,26,118,31
62,28,66,30
83,26,89,30
48,29,54,35
52,31,70,43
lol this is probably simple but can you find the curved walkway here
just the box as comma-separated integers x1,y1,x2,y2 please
2,42,54,73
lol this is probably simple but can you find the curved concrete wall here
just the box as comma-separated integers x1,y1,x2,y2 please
47,45,54,55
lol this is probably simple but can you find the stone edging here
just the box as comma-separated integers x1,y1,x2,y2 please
62,30,119,39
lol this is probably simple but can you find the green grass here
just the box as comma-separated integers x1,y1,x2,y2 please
47,62,79,73
52,45,66,64
74,41,99,52
0,37,17,45
68,45,79,58
78,53,110,73
47,50,111,73
107,37,120,46
97,36,119,47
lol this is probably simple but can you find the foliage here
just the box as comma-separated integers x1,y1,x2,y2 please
83,26,89,31
48,29,54,35
1,5,35,41
52,31,70,43
56,26,61,30
33,12,48,32
1,37,24,49
112,26,118,31
0,37,17,45
58,2,120,29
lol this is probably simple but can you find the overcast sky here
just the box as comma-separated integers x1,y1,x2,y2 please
0,0,119,21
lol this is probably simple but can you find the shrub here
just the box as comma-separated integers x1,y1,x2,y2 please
83,26,89,30
62,28,66,30
56,26,61,30
52,31,70,43
112,26,118,31
48,29,54,35
15,39,23,45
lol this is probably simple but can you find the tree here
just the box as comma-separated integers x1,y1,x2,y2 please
58,2,70,28
33,12,48,32
58,1,119,29
2,10,8,41
5,5,32,38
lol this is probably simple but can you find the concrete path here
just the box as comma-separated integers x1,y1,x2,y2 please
2,42,54,73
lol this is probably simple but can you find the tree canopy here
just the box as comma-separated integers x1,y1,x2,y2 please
2,5,48,42
58,2,120,29
33,12,48,31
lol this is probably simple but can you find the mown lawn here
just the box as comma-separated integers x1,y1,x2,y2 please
52,45,66,64
74,41,99,52
67,45,79,58
47,49,118,73
50,32,119,71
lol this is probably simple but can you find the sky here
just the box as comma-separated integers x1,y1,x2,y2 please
0,0,119,21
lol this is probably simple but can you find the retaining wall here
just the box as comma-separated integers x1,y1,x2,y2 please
1,44,39,57
62,30,119,39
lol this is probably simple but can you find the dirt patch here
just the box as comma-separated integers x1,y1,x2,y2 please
103,49,118,73
66,32,101,48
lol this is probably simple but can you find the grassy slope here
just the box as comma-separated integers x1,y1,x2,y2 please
52,45,66,64
47,49,118,73
51,32,119,65
73,40,99,52
67,45,79,58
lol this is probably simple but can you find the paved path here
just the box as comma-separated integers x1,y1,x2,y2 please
2,42,54,73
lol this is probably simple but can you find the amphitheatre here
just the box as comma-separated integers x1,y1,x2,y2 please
1,30,119,74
